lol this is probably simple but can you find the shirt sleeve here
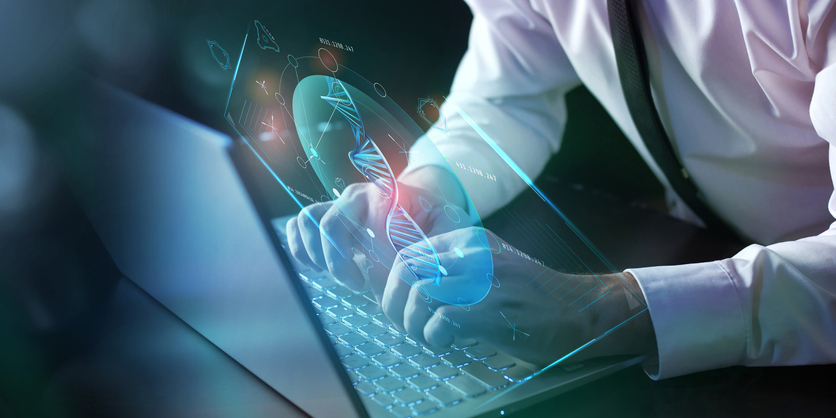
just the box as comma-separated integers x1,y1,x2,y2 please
401,0,581,223
628,16,836,380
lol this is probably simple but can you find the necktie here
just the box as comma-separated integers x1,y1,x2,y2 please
608,0,737,239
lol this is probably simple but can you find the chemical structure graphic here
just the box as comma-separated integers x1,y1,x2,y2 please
256,80,269,95
254,20,279,52
207,39,230,70
261,114,285,143
416,97,449,134
500,311,530,342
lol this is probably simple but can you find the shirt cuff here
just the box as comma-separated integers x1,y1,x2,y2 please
626,260,747,379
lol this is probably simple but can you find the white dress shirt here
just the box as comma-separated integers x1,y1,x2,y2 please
405,0,836,379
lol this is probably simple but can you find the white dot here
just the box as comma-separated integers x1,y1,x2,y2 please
366,228,375,238
332,188,341,197
439,266,448,276
454,247,464,258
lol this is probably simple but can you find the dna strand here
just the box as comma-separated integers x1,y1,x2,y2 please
321,77,444,287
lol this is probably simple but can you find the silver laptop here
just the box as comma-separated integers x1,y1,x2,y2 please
72,20,649,417
74,80,645,418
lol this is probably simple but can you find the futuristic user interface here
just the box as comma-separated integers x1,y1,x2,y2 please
223,21,647,411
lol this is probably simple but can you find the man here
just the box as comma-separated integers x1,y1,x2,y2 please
287,0,836,380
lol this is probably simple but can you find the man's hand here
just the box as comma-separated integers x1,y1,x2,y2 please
382,227,657,366
285,175,467,301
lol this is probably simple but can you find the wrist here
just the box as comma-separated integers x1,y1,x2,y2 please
400,165,467,210
589,273,657,358
606,272,656,356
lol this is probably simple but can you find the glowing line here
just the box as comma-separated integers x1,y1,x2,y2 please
525,265,552,286
224,32,248,115
230,124,347,260
476,308,649,410
450,103,619,274
314,105,338,150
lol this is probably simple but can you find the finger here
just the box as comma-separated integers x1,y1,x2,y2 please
404,279,442,347
297,202,332,271
319,204,367,290
424,305,464,347
381,258,415,331
286,217,319,271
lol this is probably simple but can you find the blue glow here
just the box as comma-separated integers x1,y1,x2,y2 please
207,39,231,70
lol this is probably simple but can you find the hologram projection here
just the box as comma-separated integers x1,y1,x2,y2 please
222,20,648,409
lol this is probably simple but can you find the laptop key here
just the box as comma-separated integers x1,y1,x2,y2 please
389,324,407,336
465,344,496,361
427,386,462,407
408,374,438,392
393,388,424,407
359,323,388,338
375,334,404,348
358,303,383,317
503,365,535,382
333,344,353,358
356,342,385,358
440,351,471,368
327,306,354,318
483,353,515,371
372,352,403,369
357,365,388,382
427,364,458,381
372,393,395,409
318,314,336,326
408,354,439,369
392,343,422,359
404,335,422,346
325,323,352,337
355,381,376,397
312,277,339,290
339,333,368,347
461,362,509,390
374,376,405,394
313,297,340,310
389,405,413,418
341,354,368,370
328,286,355,299
343,315,372,329
451,338,478,350
423,345,452,357
343,294,370,308
389,363,420,380
446,375,486,398
308,288,325,300
373,315,394,327
411,399,438,416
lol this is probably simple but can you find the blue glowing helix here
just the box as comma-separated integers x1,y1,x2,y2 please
321,77,444,286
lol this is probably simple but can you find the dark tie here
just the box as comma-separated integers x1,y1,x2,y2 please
608,0,737,239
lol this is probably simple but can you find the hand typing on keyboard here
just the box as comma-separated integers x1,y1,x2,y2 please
287,166,656,368
381,228,657,367
285,178,465,301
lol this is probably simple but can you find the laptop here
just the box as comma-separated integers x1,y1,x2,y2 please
70,23,648,417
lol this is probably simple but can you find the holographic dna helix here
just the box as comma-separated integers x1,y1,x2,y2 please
321,77,444,287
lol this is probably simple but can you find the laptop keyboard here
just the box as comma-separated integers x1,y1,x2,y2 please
298,269,536,417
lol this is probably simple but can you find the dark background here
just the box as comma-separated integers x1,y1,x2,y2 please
0,0,664,416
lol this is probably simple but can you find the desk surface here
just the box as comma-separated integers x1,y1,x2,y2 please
22,177,836,417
